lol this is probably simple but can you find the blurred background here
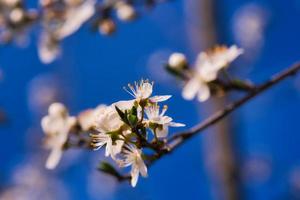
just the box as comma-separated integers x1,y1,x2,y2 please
1,0,300,199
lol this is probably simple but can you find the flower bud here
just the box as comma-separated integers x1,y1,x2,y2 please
98,19,116,35
9,8,24,24
48,102,67,116
168,53,187,69
115,2,136,21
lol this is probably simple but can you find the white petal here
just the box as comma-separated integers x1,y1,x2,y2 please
56,0,96,39
182,78,200,100
105,138,112,157
67,116,77,128
195,52,207,70
46,148,63,169
41,116,50,133
113,100,134,110
199,65,219,82
161,116,172,124
130,166,140,187
149,95,171,103
169,122,185,127
110,140,124,158
137,158,148,177
225,45,244,63
197,83,210,102
156,125,169,138
140,82,153,99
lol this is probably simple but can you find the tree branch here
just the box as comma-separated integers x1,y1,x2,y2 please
151,62,300,164
84,62,300,182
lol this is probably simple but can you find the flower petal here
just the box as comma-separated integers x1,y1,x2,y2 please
56,0,96,39
110,140,124,158
41,116,50,134
182,78,200,100
199,65,219,82
137,158,148,177
156,125,169,138
149,95,171,103
197,83,210,102
169,122,185,127
113,100,134,110
105,138,113,157
140,82,153,99
46,147,63,169
130,165,140,187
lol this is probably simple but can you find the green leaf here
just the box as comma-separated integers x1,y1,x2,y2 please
115,106,129,125
130,105,137,116
128,114,138,127
115,106,125,119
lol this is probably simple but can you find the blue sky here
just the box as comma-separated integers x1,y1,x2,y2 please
1,0,300,199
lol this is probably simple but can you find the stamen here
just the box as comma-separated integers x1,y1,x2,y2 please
123,85,136,98
160,105,168,116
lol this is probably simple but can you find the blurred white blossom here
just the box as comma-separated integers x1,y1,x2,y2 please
27,74,63,116
55,0,96,39
0,160,69,200
38,32,60,64
182,45,243,102
232,4,269,55
38,0,95,63
41,102,76,169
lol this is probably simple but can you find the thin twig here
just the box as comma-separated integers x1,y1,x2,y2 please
151,62,300,164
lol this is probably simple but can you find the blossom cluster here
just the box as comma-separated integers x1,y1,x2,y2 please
0,0,38,44
0,0,162,63
167,45,244,102
41,80,184,187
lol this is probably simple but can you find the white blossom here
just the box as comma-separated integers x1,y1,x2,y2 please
182,45,243,102
93,105,123,133
124,79,171,103
91,132,124,158
117,145,147,187
145,104,185,138
55,0,96,39
91,105,125,158
41,102,76,169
